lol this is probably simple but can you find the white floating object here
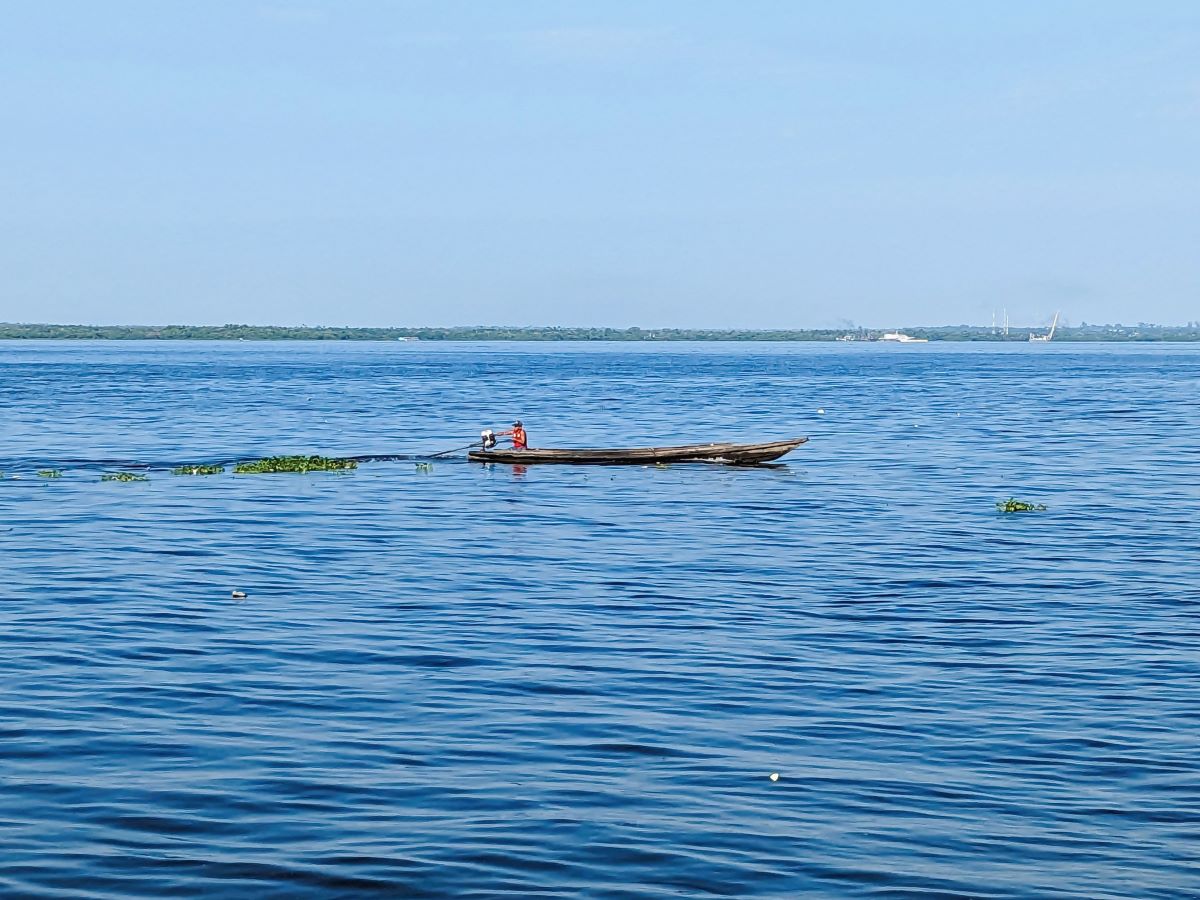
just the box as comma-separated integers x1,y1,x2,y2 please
817,409,825,414
231,590,247,599
769,772,779,782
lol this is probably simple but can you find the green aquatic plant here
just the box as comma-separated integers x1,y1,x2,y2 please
102,472,149,482
233,455,357,474
37,470,63,479
996,498,1047,513
172,464,225,476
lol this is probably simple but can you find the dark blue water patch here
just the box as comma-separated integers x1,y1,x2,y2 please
2,341,1199,897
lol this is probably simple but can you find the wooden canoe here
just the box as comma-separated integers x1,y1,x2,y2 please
468,437,808,466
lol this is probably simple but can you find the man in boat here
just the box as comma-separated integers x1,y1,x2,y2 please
497,420,528,450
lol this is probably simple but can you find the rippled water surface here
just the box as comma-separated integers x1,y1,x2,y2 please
2,341,1198,898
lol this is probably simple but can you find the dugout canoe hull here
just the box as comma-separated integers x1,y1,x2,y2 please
468,437,808,466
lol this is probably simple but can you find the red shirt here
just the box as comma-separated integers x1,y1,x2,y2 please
500,425,527,450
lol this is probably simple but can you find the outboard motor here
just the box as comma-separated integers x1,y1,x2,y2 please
480,429,497,450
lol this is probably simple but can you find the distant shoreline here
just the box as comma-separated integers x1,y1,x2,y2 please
2,324,1198,342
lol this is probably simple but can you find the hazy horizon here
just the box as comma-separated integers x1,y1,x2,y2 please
5,317,1196,331
3,2,1198,328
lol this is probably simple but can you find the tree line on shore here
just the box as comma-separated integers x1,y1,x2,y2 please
1,323,1198,341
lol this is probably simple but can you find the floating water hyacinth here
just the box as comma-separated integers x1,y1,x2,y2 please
996,498,1047,513
172,464,225,476
37,470,63,479
233,455,357,474
102,472,149,482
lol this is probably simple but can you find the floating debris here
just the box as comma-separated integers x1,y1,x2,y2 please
414,462,433,474
769,773,780,782
101,472,149,482
37,470,63,479
996,498,1047,513
231,590,247,600
233,455,357,474
173,464,225,476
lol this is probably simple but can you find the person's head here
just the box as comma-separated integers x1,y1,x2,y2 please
513,420,523,428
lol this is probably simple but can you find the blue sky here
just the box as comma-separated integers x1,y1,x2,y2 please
2,1,1198,328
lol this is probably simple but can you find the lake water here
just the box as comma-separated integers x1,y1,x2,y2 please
1,341,1198,898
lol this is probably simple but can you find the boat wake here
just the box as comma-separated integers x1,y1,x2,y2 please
0,452,470,476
